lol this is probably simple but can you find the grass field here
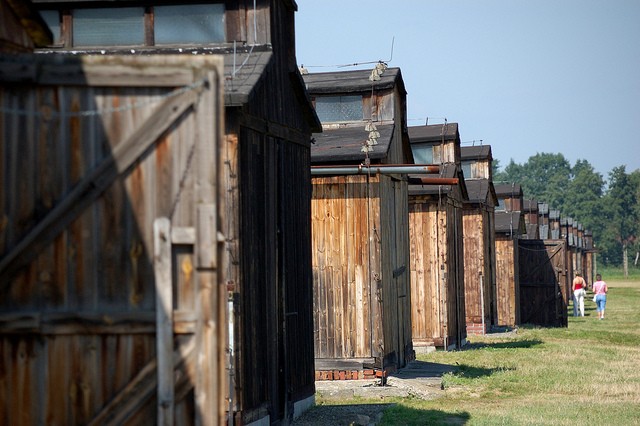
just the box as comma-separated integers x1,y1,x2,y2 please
376,277,640,425
595,265,640,281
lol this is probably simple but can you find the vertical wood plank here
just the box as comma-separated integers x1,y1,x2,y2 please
344,181,354,358
154,217,174,426
193,67,222,426
369,176,382,360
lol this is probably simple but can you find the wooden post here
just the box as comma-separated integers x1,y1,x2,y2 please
154,217,174,426
193,67,222,426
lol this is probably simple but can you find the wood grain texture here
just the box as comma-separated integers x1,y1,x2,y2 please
1,54,224,426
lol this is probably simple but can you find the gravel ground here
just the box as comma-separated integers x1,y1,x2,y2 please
293,331,520,425
292,360,454,426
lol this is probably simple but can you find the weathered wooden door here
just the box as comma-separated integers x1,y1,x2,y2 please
518,239,568,327
0,55,224,425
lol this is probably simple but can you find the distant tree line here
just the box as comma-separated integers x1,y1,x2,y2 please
494,153,640,272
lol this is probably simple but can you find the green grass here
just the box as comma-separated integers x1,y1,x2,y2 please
596,265,640,281
376,278,640,425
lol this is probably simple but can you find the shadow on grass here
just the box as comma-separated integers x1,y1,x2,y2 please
568,302,597,317
295,403,471,425
465,339,543,350
447,363,516,380
393,360,458,378
382,405,471,425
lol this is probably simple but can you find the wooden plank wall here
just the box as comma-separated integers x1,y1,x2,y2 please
379,175,412,369
462,204,497,335
409,201,442,347
237,128,280,421
279,139,315,404
409,195,466,349
311,175,378,361
585,251,594,287
0,55,223,425
468,162,486,180
228,0,318,416
379,177,399,368
311,173,412,373
448,200,466,347
235,127,315,422
495,236,520,327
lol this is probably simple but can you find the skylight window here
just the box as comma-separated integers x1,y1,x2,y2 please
73,8,144,47
155,4,225,44
37,3,226,48
411,144,434,164
315,96,363,123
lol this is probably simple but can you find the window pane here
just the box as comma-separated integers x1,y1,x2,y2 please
73,8,144,46
155,4,225,44
315,96,363,122
462,161,472,178
411,144,433,164
497,199,506,211
40,10,61,45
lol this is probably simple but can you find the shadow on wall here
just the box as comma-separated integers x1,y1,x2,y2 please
0,53,220,425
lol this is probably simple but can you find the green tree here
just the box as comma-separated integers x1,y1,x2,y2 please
492,158,501,181
563,159,607,241
497,153,571,208
603,166,639,275
494,159,521,185
495,154,613,264
629,170,640,268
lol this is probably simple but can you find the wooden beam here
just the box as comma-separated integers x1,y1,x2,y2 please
87,337,196,426
0,311,195,335
239,113,310,147
171,226,196,245
154,217,174,426
0,56,197,87
0,84,202,285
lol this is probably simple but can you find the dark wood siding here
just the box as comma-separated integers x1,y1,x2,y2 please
1,0,51,53
236,128,314,421
518,239,568,327
223,1,317,422
380,175,412,368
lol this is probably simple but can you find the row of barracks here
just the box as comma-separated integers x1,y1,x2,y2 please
0,0,595,424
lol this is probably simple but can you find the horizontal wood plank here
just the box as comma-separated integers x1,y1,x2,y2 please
0,311,196,335
171,227,196,245
0,56,197,87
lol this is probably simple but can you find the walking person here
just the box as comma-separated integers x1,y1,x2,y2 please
593,274,608,320
572,273,586,317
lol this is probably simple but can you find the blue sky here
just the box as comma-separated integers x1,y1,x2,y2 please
295,0,640,179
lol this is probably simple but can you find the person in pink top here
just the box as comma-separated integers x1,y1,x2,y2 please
593,274,608,320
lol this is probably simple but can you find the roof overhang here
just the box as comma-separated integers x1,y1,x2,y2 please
310,124,394,164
